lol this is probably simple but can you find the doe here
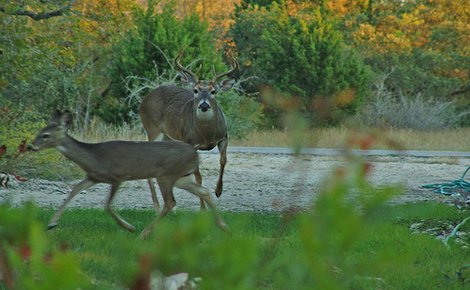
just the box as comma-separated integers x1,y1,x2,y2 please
28,110,231,239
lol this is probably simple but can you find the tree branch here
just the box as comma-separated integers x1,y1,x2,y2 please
0,0,76,21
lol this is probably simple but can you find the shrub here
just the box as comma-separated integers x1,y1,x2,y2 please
123,158,405,289
0,203,89,289
230,2,371,126
105,0,225,124
363,50,470,127
365,50,466,102
0,102,83,180
217,90,265,139
355,75,466,130
0,12,111,130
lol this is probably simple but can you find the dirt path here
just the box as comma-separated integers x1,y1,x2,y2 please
1,153,469,211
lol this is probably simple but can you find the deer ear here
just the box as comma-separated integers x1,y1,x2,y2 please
49,109,63,124
218,78,236,92
59,110,73,128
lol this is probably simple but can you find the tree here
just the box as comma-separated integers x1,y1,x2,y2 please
344,0,469,124
231,1,370,125
0,0,76,20
104,1,226,124
0,0,138,128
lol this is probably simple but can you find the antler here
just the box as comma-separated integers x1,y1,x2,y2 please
174,51,198,83
213,56,239,82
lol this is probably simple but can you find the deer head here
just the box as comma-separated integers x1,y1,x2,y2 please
29,110,73,151
175,52,238,120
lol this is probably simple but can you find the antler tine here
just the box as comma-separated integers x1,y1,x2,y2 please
214,56,239,82
175,50,198,83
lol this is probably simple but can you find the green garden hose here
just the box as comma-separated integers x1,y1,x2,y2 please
422,166,470,196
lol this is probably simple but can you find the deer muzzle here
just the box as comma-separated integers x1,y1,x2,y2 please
198,102,211,112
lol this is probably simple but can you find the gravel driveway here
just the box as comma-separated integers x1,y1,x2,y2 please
2,149,469,212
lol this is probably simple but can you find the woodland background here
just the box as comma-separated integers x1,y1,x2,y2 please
1,1,470,289
1,0,469,142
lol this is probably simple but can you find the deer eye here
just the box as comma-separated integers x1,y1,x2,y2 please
42,133,50,139
211,90,216,95
193,89,199,94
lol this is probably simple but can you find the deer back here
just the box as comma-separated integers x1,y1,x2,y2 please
82,140,199,183
30,110,199,183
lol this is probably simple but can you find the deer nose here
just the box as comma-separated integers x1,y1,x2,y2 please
199,102,210,112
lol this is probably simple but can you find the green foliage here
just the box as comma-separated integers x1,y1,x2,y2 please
1,171,468,289
0,103,46,175
366,50,467,101
1,0,469,131
106,0,224,123
19,165,468,289
295,160,400,288
231,2,371,126
0,103,44,157
0,103,81,179
0,203,90,289
0,3,118,130
362,49,470,127
217,90,264,139
355,76,463,130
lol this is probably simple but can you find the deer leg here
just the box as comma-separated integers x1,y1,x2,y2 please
106,183,136,232
215,138,227,197
194,166,206,210
48,178,96,230
139,180,176,239
145,132,165,213
175,175,231,234
147,178,160,212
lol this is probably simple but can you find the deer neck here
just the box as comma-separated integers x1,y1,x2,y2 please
57,135,95,170
194,106,222,127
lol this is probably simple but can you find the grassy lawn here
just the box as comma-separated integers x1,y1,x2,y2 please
2,124,469,289
18,202,467,289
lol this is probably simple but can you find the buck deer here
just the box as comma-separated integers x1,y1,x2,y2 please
140,52,238,210
28,110,231,239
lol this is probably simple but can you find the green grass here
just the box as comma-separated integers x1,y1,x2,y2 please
31,202,470,289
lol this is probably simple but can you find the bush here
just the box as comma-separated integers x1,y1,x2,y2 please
217,90,265,139
230,2,371,126
0,102,83,180
0,12,111,130
365,50,466,101
127,158,405,289
0,203,89,289
356,76,465,130
363,50,470,127
105,0,226,124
